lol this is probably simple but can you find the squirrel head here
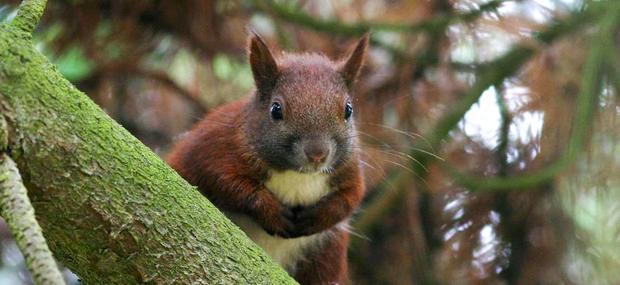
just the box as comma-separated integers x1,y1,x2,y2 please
244,32,368,173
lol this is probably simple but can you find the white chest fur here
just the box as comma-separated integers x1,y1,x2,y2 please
228,213,332,271
265,170,331,207
226,170,335,272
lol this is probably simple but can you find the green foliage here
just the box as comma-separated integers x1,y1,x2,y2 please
49,46,95,82
560,115,620,284
212,53,254,90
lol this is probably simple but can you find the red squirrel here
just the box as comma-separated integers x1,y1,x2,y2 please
167,32,367,285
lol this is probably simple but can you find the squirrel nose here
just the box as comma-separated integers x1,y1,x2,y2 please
304,144,329,163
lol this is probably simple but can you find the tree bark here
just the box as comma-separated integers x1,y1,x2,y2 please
0,3,296,284
0,152,66,285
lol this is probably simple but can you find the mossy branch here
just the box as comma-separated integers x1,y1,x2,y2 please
11,0,47,34
0,3,297,284
0,153,67,285
0,116,65,285
0,114,65,285
0,116,7,151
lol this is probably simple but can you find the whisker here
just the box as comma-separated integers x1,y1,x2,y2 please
362,122,424,140
345,226,370,241
354,150,388,177
355,130,387,144
359,159,387,178
381,149,429,173
356,123,441,158
358,159,378,171
343,134,365,140
352,139,428,173
356,137,444,163
320,166,335,174
409,147,445,162
382,159,426,182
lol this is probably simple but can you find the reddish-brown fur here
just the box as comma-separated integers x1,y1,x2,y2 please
167,98,296,236
167,33,367,285
294,230,350,284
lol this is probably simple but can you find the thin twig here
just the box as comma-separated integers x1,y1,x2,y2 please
495,86,511,176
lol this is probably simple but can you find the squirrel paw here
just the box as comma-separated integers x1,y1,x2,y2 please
260,206,295,238
288,205,330,238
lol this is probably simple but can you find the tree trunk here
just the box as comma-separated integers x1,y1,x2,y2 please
0,4,296,284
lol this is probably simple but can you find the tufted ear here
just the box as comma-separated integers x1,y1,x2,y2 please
339,33,369,89
248,31,279,99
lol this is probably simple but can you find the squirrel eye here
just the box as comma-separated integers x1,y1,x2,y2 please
270,102,283,120
344,101,353,120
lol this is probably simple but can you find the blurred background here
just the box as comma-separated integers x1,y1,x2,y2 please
0,0,619,284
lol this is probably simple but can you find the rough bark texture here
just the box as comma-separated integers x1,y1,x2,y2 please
0,13,296,285
0,153,66,285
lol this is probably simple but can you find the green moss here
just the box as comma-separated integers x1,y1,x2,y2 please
0,18,296,285
0,116,7,150
0,155,66,285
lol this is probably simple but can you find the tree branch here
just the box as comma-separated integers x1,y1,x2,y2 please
0,7,297,284
413,4,596,172
0,116,65,285
0,116,7,151
254,0,508,36
447,4,619,191
0,154,66,285
252,0,509,60
352,4,597,236
12,0,47,34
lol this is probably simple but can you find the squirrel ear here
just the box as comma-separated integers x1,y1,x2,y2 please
339,33,369,89
248,31,279,98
